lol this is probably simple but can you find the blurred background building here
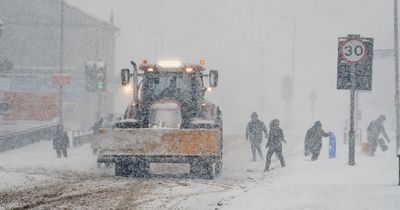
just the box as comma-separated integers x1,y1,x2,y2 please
0,0,118,129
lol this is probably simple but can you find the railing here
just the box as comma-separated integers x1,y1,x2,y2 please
72,130,94,147
0,122,58,152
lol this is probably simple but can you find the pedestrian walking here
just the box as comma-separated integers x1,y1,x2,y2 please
91,113,103,155
246,112,268,161
53,124,70,158
367,115,391,156
91,112,103,135
264,119,286,172
304,121,330,161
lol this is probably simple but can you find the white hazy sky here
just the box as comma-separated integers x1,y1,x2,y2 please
66,0,396,135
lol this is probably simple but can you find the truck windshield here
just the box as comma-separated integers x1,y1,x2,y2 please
143,73,192,98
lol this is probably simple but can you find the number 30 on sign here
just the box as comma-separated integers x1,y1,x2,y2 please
340,39,367,64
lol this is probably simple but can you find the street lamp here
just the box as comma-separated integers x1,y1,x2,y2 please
310,90,317,122
277,17,296,129
58,0,65,126
394,0,400,186
0,19,4,38
398,148,400,185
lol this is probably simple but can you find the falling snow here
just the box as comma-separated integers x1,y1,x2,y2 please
1,0,400,209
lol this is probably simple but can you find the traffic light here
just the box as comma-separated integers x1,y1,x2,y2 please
95,61,107,92
85,61,107,92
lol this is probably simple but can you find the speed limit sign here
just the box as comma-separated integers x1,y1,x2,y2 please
340,39,367,64
337,34,373,90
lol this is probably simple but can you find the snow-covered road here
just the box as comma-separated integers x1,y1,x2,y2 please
0,134,268,209
0,133,399,209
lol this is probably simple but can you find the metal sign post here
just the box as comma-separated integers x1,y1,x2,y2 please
393,0,400,186
337,34,373,166
349,64,356,165
397,148,400,185
59,0,65,126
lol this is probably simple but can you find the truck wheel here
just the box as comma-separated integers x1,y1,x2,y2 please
190,161,213,179
115,160,131,177
214,161,222,177
131,160,149,178
189,160,201,178
204,163,215,179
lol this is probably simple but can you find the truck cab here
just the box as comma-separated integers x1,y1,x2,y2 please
98,60,222,179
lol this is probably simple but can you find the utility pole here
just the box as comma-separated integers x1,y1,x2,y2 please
0,19,4,38
394,0,400,154
282,75,293,128
59,0,65,126
349,64,356,165
394,0,400,186
260,48,265,117
289,19,296,130
337,34,372,166
310,90,316,122
250,46,265,117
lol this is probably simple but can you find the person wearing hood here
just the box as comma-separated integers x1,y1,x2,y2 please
367,115,391,156
304,121,330,161
53,124,70,158
246,112,268,161
264,119,286,172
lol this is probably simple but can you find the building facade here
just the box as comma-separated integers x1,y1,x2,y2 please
0,0,118,129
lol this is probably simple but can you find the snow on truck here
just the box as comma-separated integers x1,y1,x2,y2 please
97,60,223,179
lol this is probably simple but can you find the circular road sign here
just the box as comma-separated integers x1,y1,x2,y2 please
340,39,367,64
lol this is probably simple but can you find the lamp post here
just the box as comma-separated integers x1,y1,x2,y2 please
277,17,296,129
59,0,65,126
0,19,4,38
310,90,316,122
398,150,400,185
394,0,400,186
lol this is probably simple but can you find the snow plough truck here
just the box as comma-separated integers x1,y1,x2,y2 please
97,60,222,179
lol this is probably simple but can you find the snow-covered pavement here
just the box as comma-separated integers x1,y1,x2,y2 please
224,138,400,210
0,133,399,209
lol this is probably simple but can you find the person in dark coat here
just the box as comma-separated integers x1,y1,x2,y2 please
53,125,70,158
367,115,391,156
246,112,268,161
304,121,330,161
91,117,103,155
91,112,103,135
264,119,286,172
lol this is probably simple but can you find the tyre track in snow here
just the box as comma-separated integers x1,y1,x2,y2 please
127,180,235,209
126,134,300,209
210,133,305,209
1,177,156,209
0,134,303,209
131,135,267,209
